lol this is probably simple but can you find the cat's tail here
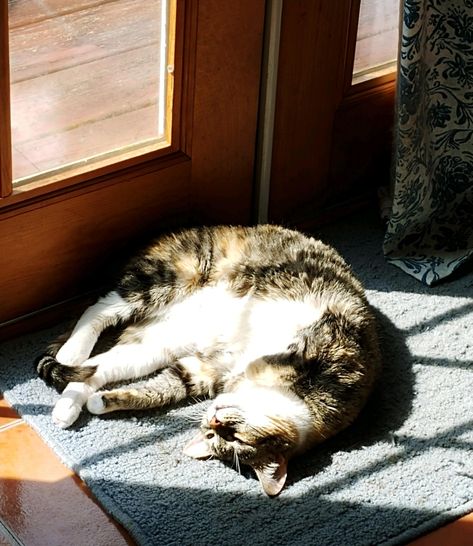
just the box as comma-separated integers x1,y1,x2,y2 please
35,354,97,393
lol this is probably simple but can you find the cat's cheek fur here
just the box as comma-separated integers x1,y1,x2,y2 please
209,385,314,452
183,430,289,497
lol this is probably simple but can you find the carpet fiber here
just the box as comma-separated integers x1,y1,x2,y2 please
1,213,473,546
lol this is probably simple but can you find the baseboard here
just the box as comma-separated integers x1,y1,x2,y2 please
0,293,96,342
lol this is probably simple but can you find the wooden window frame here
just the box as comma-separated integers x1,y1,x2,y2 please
0,0,186,211
0,0,265,337
0,2,12,198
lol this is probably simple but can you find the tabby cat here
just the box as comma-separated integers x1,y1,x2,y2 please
36,225,381,496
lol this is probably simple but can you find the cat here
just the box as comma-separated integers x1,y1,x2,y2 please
35,224,381,496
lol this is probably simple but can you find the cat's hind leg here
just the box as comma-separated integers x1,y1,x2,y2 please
36,291,139,388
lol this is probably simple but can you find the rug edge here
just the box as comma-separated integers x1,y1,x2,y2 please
380,499,473,545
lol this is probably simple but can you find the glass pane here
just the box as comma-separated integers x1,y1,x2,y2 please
8,0,172,184
353,0,400,84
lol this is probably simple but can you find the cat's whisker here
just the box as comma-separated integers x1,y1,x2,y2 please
186,415,205,424
184,406,206,423
232,447,241,475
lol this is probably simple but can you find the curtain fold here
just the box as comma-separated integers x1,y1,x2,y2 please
384,0,473,285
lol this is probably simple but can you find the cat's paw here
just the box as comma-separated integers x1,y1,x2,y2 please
52,397,82,428
86,393,108,415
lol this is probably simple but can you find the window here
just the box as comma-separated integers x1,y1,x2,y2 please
9,0,172,185
353,0,400,84
2,0,175,195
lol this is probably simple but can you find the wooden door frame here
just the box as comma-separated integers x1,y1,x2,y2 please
267,0,396,226
0,0,265,337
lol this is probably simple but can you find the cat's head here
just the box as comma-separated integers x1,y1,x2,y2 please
183,384,313,496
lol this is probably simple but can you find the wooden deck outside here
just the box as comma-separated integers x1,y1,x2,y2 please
7,0,399,183
353,0,400,83
8,0,164,182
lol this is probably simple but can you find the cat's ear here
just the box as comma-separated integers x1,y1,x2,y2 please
253,454,288,497
183,431,213,459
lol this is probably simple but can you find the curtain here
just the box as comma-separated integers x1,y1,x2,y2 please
384,0,473,285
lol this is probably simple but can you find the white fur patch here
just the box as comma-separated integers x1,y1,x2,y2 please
139,285,324,369
52,382,93,428
56,291,135,366
209,383,313,449
141,284,251,354
87,393,107,415
235,297,325,371
52,284,324,428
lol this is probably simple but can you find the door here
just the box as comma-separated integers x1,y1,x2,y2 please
0,0,265,334
267,0,398,225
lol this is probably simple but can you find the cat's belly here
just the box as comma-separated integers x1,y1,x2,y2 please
139,284,324,365
140,284,251,354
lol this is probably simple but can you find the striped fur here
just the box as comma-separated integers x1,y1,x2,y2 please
35,354,97,392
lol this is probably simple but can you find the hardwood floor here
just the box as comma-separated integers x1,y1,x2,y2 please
7,0,400,182
8,0,164,181
0,396,133,546
0,393,472,545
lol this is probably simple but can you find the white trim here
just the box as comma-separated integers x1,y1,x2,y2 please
255,0,283,224
157,0,169,138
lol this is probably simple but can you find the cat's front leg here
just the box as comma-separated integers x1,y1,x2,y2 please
52,381,95,428
87,355,221,416
51,342,166,428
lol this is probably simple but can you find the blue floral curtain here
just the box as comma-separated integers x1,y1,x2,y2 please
383,0,473,285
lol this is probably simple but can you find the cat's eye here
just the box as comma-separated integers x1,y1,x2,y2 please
205,432,215,440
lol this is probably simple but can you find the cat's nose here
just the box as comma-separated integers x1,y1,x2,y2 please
209,415,222,429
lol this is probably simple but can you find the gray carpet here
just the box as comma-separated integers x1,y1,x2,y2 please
1,212,473,546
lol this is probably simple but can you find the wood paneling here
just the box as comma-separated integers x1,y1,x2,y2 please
190,0,265,225
328,80,395,205
0,157,191,323
268,0,396,226
269,1,355,224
